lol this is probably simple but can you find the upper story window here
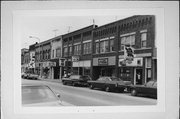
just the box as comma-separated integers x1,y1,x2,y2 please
52,50,54,58
120,33,135,51
63,47,68,57
110,39,115,52
69,46,72,56
83,42,92,55
74,44,81,55
95,42,99,54
141,30,147,48
56,48,61,58
100,40,109,53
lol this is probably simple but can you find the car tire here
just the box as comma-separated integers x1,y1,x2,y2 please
89,84,94,89
118,88,124,93
131,89,137,96
105,86,110,92
62,81,66,85
72,82,76,86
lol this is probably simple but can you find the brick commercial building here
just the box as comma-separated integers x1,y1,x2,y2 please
62,25,98,77
92,15,156,85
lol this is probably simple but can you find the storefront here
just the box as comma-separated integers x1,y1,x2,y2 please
119,53,152,85
92,56,116,80
72,56,91,76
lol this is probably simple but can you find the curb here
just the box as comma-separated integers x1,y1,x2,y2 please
39,78,62,83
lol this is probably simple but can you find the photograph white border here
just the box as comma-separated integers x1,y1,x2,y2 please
1,1,179,119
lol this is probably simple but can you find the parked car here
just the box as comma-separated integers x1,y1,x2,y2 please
130,80,157,98
21,72,29,79
87,76,131,93
28,74,39,80
22,84,62,106
62,75,91,86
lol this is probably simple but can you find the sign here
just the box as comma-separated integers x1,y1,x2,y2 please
98,58,108,65
50,62,56,67
119,58,143,66
124,45,134,62
59,58,66,66
72,56,79,62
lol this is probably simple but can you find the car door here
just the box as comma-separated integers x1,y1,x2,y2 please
140,81,154,95
104,77,113,88
96,77,106,89
151,81,157,96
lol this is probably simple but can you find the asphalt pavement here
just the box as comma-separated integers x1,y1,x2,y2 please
22,78,157,106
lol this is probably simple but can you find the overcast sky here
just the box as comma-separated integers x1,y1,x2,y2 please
20,15,132,49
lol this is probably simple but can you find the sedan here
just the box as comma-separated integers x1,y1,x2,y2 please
28,74,39,80
88,76,131,93
130,80,157,98
22,85,62,106
62,75,91,86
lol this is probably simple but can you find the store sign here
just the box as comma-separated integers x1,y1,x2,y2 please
119,58,143,66
99,36,115,41
50,62,56,67
124,45,134,62
98,58,108,65
72,56,79,62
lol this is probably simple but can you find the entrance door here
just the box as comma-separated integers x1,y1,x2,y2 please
135,68,143,85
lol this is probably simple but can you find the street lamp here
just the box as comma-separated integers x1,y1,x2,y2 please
29,36,41,77
29,36,40,43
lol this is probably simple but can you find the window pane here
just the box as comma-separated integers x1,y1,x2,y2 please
141,33,147,41
100,41,104,53
146,58,151,68
96,42,99,54
105,40,109,52
110,39,115,52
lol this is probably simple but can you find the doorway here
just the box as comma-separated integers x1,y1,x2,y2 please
135,68,143,85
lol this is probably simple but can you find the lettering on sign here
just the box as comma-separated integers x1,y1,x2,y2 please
72,56,79,62
98,58,108,65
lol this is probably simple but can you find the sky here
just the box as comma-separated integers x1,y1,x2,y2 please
20,15,132,49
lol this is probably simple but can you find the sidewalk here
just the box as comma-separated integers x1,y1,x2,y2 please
38,77,62,83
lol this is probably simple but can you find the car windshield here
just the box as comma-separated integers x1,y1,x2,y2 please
110,77,121,81
81,76,90,80
22,86,58,105
70,75,80,79
146,81,156,87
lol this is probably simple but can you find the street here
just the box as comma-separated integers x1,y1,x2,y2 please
22,79,157,106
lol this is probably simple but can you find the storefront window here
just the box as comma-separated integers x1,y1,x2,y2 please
119,68,132,81
84,67,90,76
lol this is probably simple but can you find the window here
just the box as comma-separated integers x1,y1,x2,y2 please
141,32,147,48
100,40,109,53
120,34,135,51
110,39,115,52
56,48,61,57
52,50,54,58
69,46,72,56
83,42,92,54
146,58,151,68
63,47,68,57
74,44,81,55
95,42,99,54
